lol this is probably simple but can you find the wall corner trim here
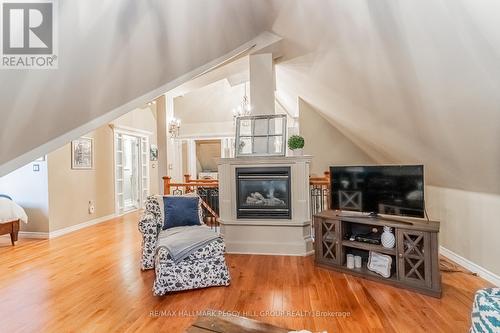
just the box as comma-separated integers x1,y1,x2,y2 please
49,213,117,239
440,246,500,287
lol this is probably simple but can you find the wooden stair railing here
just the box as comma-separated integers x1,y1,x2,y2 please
309,171,331,217
162,171,331,230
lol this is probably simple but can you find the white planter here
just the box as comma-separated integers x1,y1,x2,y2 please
292,148,304,156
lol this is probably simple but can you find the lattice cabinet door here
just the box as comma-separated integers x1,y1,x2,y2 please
397,229,432,288
315,218,340,265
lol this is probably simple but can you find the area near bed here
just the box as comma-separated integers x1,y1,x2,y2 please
0,196,28,245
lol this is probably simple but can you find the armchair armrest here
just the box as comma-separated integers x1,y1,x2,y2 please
138,197,163,270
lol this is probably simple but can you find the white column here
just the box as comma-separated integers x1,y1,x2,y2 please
165,94,182,182
249,53,275,115
156,95,167,193
187,139,197,178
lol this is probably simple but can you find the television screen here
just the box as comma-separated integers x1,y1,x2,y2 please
330,165,424,218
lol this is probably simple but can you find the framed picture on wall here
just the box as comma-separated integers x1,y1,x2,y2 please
150,144,158,161
71,137,94,169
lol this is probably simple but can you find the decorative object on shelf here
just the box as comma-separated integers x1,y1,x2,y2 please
232,82,252,119
381,226,396,248
346,254,355,269
71,137,93,170
150,144,158,161
367,251,392,278
235,114,287,157
168,118,181,138
288,135,305,156
354,227,381,245
354,255,362,268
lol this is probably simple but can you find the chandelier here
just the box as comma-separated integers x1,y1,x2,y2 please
232,82,251,118
168,118,181,138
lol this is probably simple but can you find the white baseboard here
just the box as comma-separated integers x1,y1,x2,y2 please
225,240,314,256
440,246,500,286
49,213,117,239
227,249,315,257
18,231,49,239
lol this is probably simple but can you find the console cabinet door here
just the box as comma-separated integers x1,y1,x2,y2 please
315,218,340,265
397,229,432,288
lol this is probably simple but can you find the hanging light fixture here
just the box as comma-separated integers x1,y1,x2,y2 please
168,118,181,138
232,82,251,119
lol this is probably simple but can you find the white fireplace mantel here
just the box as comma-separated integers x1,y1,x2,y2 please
217,155,314,256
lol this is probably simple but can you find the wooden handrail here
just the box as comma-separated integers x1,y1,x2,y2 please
163,176,218,195
309,171,330,187
184,174,218,184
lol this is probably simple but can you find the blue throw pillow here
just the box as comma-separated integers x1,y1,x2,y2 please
163,196,201,230
0,194,12,200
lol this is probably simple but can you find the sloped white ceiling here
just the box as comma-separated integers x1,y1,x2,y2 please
3,0,499,195
0,0,275,174
271,0,500,194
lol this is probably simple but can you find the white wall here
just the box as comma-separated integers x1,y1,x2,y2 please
299,98,375,175
426,186,500,277
270,0,500,277
0,161,49,232
169,79,242,181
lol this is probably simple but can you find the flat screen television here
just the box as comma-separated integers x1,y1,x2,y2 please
330,165,424,218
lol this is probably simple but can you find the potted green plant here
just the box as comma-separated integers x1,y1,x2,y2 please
288,135,305,156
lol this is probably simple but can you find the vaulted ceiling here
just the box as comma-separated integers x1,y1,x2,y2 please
2,0,499,195
271,0,500,194
0,0,275,175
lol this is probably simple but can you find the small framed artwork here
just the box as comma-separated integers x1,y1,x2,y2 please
71,137,94,170
150,144,158,161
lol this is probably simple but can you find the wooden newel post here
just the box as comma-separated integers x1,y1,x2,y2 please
324,171,331,209
163,176,171,195
184,174,192,192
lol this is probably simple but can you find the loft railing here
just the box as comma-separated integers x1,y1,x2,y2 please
162,171,331,231
163,175,220,230
309,171,330,217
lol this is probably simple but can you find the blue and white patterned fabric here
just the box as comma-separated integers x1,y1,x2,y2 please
139,195,231,295
470,288,500,333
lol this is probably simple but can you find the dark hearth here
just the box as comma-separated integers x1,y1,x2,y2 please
236,167,291,219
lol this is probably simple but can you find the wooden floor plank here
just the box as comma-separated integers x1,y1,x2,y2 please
0,212,491,333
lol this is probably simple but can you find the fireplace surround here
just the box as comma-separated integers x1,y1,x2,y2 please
236,167,291,219
218,155,313,256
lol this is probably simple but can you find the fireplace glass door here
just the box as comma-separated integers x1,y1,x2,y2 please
236,167,291,219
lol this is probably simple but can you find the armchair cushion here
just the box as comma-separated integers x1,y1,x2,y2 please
163,196,201,230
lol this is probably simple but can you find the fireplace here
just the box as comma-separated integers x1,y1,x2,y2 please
236,167,291,219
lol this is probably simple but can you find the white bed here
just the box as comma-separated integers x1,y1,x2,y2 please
0,197,28,224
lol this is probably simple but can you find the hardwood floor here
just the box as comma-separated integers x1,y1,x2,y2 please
0,212,491,333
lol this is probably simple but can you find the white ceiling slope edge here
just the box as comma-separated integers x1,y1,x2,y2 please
0,0,279,176
271,0,500,195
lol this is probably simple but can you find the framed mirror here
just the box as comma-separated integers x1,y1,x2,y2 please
235,114,287,157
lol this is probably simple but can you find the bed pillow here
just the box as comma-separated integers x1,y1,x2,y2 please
162,196,202,230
